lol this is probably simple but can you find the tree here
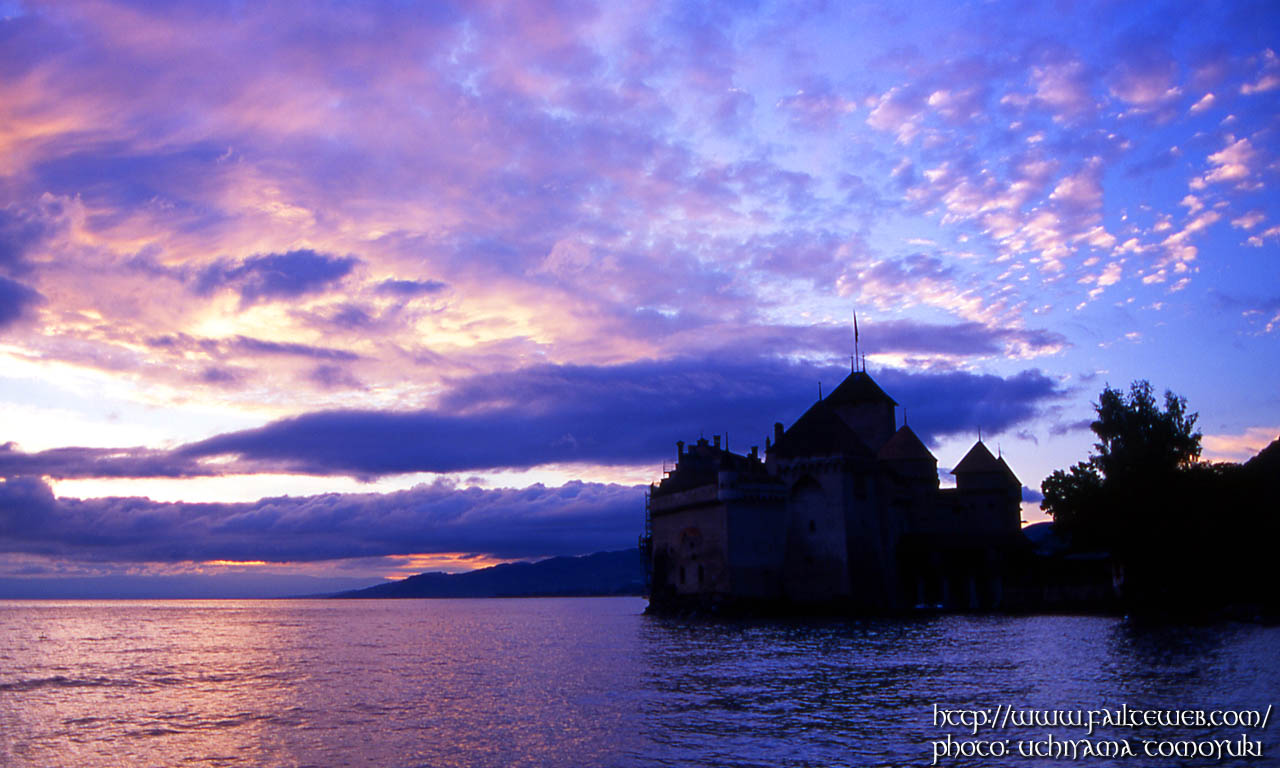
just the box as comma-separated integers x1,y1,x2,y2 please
1039,381,1280,617
1039,460,1105,546
1091,381,1200,481
1041,380,1201,548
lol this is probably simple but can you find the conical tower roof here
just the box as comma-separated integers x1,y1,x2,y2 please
877,424,936,462
824,370,898,407
772,400,875,459
952,440,1004,474
996,455,1021,485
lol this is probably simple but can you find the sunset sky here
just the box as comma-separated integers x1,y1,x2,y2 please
1,0,1276,596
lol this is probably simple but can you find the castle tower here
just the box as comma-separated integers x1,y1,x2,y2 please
877,424,938,483
822,371,897,452
952,440,1021,534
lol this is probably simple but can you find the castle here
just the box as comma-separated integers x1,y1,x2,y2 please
642,367,1025,613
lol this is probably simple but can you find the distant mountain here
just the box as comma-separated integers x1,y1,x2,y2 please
333,549,646,599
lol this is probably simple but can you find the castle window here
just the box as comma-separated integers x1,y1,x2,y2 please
855,475,867,499
679,566,686,585
697,565,704,584
808,519,816,533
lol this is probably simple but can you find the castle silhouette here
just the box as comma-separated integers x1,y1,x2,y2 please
643,367,1024,613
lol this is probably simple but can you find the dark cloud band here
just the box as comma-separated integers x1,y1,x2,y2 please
194,250,360,306
0,476,642,564
0,358,1065,479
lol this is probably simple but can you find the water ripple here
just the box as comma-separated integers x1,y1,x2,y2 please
0,600,1276,768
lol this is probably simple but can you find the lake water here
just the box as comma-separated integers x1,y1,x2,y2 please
1,598,1276,767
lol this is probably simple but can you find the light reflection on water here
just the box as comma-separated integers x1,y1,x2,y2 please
0,598,1276,767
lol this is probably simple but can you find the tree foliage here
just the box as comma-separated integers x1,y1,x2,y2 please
1041,381,1201,548
1039,460,1104,544
1091,381,1200,480
1041,380,1276,617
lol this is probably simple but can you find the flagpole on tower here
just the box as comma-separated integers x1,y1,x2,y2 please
853,310,860,372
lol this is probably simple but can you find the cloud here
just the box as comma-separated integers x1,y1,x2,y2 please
1189,92,1215,114
229,336,361,361
0,476,642,564
1049,418,1092,436
199,366,244,386
0,443,208,480
873,368,1064,442
1245,226,1280,251
308,364,362,390
144,332,361,364
190,360,1062,475
777,77,855,130
1202,425,1280,463
866,85,926,143
0,205,57,275
1048,157,1103,212
1028,57,1094,119
0,357,1066,480
1197,136,1261,188
1231,210,1265,230
1213,289,1280,335
1239,48,1279,94
0,276,44,328
194,250,360,306
374,278,448,297
866,319,1066,358
839,249,1025,326
1106,47,1179,107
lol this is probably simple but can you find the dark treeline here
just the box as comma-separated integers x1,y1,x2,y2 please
1042,381,1278,620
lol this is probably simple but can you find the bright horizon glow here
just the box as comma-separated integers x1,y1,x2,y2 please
50,462,662,504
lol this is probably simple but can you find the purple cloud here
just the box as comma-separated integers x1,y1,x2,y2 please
0,277,43,328
229,336,361,361
0,356,1065,480
0,443,207,480
0,476,642,564
778,76,854,130
180,359,1061,476
194,250,360,306
375,278,448,297
0,207,54,276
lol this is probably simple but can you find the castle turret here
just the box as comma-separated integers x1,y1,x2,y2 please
952,441,1019,491
877,424,938,484
952,440,1021,534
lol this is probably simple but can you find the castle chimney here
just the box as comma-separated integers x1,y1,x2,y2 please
750,445,759,460
677,440,684,459
774,422,784,445
713,435,721,449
